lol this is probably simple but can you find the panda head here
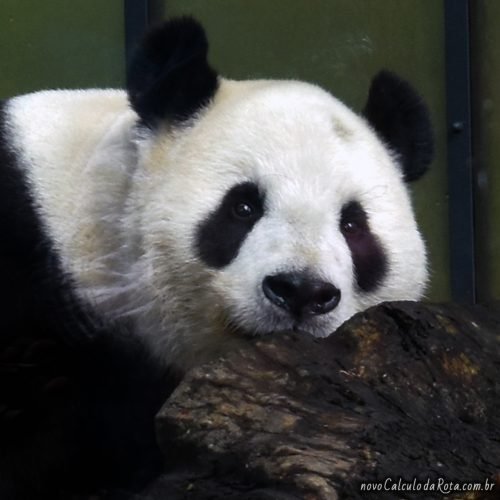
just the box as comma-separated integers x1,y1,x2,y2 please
124,18,433,369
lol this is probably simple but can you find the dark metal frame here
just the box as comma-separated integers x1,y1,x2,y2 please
124,1,479,304
124,0,153,66
444,0,475,303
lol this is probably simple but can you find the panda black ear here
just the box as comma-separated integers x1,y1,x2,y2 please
363,70,434,182
126,17,219,128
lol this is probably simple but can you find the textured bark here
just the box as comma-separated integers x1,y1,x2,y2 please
152,301,500,499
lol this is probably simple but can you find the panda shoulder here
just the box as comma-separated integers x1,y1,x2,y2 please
3,89,131,162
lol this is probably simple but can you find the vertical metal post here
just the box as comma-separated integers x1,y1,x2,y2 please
444,0,475,303
124,0,151,67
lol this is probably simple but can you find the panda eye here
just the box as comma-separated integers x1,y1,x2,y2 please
232,201,255,220
340,201,368,237
341,220,361,234
196,182,265,269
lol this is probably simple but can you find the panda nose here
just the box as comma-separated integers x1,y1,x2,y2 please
262,272,341,318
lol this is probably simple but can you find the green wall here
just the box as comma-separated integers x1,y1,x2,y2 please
0,0,124,98
472,1,500,303
163,1,450,301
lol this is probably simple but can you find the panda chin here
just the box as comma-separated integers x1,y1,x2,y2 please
291,320,337,339
230,310,337,340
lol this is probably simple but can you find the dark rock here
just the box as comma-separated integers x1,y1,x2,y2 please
152,301,500,499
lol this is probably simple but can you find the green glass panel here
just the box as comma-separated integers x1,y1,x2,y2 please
162,1,450,300
0,0,124,98
471,1,500,303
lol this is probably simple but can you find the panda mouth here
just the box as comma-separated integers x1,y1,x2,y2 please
290,320,327,337
255,315,329,338
225,317,308,338
292,322,306,333
219,302,334,339
272,309,332,335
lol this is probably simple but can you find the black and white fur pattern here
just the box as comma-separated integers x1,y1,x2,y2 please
0,17,433,497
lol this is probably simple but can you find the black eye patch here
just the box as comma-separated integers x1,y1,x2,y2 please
195,182,264,269
340,201,387,292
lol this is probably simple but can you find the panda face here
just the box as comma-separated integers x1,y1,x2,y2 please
3,19,432,372
129,78,429,368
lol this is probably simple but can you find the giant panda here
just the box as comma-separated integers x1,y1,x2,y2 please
0,17,433,499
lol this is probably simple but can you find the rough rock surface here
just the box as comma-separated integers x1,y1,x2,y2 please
150,301,500,499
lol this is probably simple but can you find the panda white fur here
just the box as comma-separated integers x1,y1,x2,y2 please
0,17,433,498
